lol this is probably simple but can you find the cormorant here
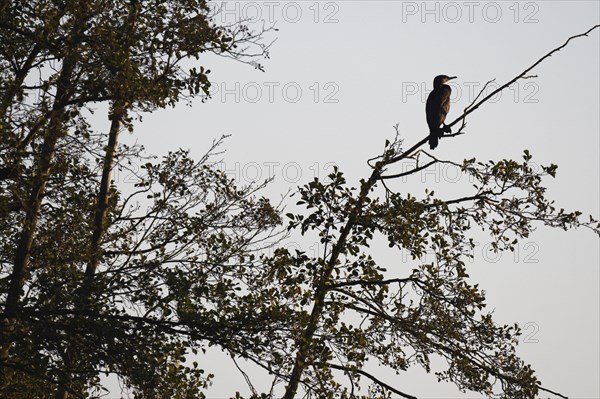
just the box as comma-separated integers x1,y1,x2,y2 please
426,75,456,150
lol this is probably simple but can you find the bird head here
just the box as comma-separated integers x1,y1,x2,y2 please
433,75,457,88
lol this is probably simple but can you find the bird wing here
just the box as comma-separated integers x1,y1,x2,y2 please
426,85,452,149
426,85,452,130
439,85,452,119
425,92,438,129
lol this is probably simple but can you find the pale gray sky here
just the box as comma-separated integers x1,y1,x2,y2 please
114,1,600,397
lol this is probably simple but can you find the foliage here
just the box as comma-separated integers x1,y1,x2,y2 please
0,1,279,397
269,140,598,398
0,3,597,398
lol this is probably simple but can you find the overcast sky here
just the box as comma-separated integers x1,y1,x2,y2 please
113,1,600,397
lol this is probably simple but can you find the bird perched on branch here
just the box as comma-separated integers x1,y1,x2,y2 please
426,75,456,150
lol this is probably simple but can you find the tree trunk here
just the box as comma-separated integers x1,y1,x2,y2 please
86,105,124,282
282,168,381,399
0,56,76,380
0,1,90,386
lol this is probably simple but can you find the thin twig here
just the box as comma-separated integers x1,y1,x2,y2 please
379,160,437,180
327,277,414,289
326,363,417,399
447,25,600,130
231,354,258,396
537,384,569,399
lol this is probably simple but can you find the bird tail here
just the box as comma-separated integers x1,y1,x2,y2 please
429,127,442,150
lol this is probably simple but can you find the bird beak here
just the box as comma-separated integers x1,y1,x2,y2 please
448,76,457,80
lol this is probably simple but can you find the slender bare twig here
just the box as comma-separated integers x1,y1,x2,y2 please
465,79,495,113
537,384,569,399
325,363,417,399
231,353,258,396
327,277,414,289
379,160,437,180
446,24,599,130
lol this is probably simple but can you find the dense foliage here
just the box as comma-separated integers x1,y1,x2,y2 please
1,2,597,398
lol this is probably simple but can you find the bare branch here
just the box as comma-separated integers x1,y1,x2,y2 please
325,363,417,399
537,384,569,399
379,160,437,180
447,25,600,130
382,25,599,166
327,277,414,289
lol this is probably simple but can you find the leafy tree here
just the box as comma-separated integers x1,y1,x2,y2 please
268,26,600,399
219,27,599,399
1,1,277,397
0,1,598,398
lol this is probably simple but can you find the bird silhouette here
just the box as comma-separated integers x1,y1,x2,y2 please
426,75,456,150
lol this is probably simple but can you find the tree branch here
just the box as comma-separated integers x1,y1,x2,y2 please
537,384,569,399
327,277,413,289
379,160,437,180
325,363,417,399
446,24,599,130
382,25,599,166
